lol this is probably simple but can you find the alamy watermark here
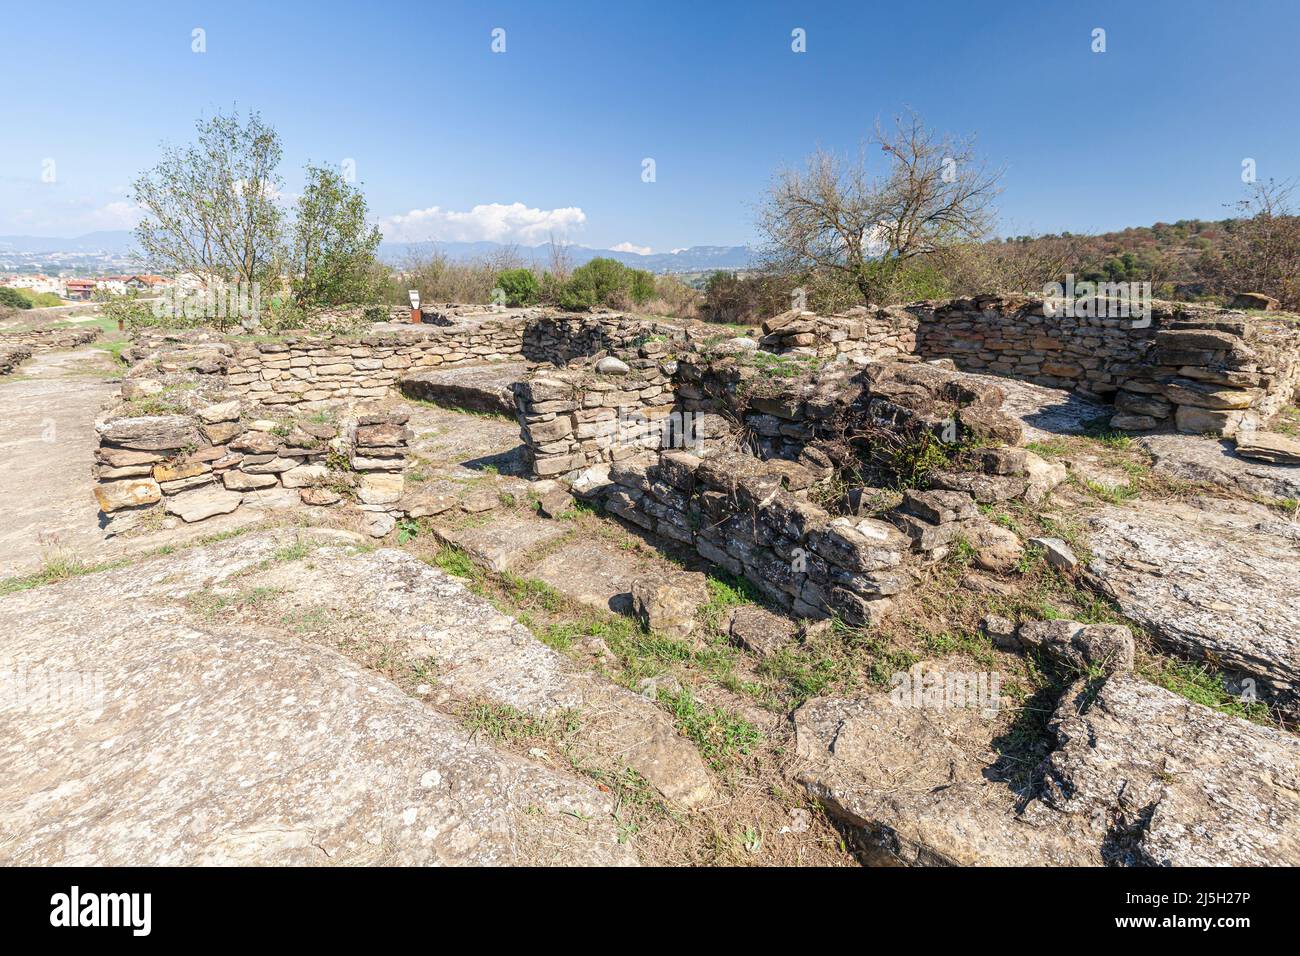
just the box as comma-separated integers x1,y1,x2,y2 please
616,407,706,453
152,281,261,323
1,661,105,714
889,663,1003,717
1042,274,1152,327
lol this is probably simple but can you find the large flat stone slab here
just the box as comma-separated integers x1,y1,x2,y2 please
1035,674,1300,866
1138,432,1300,500
528,539,650,615
796,673,1300,866
400,361,526,417
431,510,570,573
960,373,1108,442
405,401,527,479
1085,498,1300,716
0,530,636,865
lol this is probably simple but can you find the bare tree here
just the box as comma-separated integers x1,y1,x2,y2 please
758,110,1003,305
1207,178,1300,309
546,230,573,281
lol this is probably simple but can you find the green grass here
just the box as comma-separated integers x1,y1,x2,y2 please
273,539,313,562
461,702,581,743
1142,659,1273,723
657,687,762,771
1273,405,1300,439
699,573,760,631
0,554,130,597
1081,415,1133,450
186,585,285,620
1024,438,1070,459
428,546,477,579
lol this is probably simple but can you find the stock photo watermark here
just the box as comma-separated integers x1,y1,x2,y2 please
890,664,1004,717
1,661,105,715
152,281,262,322
1042,274,1152,326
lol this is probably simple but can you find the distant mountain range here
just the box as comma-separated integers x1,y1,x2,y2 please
0,231,140,255
379,240,755,273
0,231,757,275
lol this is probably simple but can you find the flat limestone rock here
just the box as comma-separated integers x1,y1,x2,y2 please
956,373,1108,442
1036,674,1300,866
1234,430,1300,466
237,536,715,808
1138,433,1300,500
794,691,1085,866
0,530,635,866
399,361,524,417
1085,499,1300,716
164,485,244,522
431,510,570,573
796,673,1300,866
529,540,647,614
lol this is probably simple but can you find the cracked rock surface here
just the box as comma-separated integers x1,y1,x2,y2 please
0,529,642,865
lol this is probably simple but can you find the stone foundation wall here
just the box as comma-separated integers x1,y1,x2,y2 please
759,307,918,360
0,326,101,374
226,322,529,408
0,344,31,375
93,399,412,534
540,349,1061,623
523,313,686,364
606,449,907,623
513,347,679,477
910,295,1159,396
821,295,1300,436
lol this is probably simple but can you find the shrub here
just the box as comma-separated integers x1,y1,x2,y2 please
495,268,540,306
628,268,655,305
0,287,32,310
559,257,631,310
96,290,159,331
701,271,789,324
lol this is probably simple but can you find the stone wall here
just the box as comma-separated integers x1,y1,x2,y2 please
910,295,1159,396
606,449,908,623
93,398,412,534
759,307,918,360
538,348,1062,623
513,347,679,477
226,322,529,408
0,326,101,375
831,295,1300,437
0,343,31,375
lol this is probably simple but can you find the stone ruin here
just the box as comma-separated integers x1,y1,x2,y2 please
91,293,1299,614
515,349,1067,629
0,326,101,376
53,293,1300,866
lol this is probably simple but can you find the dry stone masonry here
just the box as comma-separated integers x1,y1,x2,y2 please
534,341,1065,626
0,326,101,375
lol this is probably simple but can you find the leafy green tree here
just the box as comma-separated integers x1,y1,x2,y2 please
494,268,540,306
291,164,383,308
132,109,285,288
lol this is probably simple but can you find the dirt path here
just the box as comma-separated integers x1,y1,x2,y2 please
0,348,116,576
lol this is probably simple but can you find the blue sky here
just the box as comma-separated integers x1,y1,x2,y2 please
2,0,1298,252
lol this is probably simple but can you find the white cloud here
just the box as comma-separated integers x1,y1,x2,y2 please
380,201,586,244
85,201,141,230
610,241,652,255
